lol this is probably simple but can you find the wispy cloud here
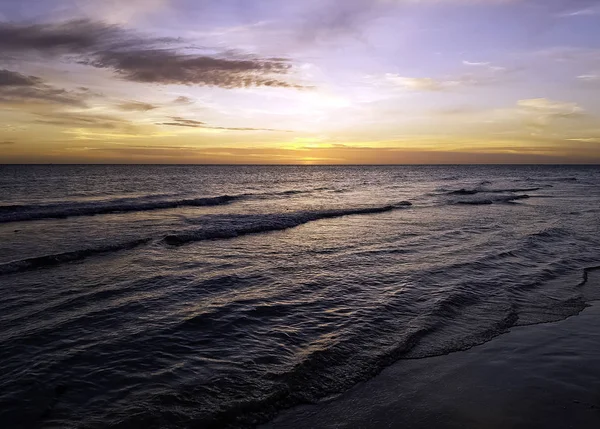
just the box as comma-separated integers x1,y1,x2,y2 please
463,60,506,72
293,0,523,41
557,5,600,18
172,96,195,105
159,117,206,128
385,75,453,91
159,116,293,132
117,101,159,111
34,111,136,130
517,98,585,128
567,137,600,143
377,68,511,91
463,61,491,66
517,98,584,116
69,0,169,23
577,74,599,82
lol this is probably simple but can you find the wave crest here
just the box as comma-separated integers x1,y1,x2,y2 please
0,195,241,223
163,203,411,246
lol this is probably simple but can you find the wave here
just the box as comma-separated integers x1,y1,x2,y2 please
528,226,569,241
517,176,577,184
0,195,241,223
181,290,517,428
0,203,412,274
447,187,540,196
455,195,530,205
578,265,600,287
163,203,412,246
0,187,346,224
447,189,479,196
207,263,595,428
0,238,151,276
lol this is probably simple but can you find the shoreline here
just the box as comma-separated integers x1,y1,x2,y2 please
264,289,600,428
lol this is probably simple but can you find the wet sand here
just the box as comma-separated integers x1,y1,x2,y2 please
265,299,600,429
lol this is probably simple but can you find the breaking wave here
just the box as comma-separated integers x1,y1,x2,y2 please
0,195,241,223
163,203,412,246
0,187,347,224
0,203,412,274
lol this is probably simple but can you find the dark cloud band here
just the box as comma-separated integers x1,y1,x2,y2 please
0,20,302,89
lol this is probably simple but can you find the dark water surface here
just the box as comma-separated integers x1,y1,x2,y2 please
1,165,599,428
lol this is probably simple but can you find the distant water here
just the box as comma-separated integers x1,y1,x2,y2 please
1,165,599,428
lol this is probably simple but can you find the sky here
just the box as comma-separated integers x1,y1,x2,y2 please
0,0,599,164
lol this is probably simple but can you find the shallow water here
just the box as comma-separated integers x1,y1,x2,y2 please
265,274,600,429
1,165,599,428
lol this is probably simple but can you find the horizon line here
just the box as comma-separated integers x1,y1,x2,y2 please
1,163,599,167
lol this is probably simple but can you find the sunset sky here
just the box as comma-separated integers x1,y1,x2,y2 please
0,0,599,164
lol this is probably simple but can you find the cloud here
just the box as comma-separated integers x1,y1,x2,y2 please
0,20,302,89
159,116,292,132
117,101,159,111
517,98,585,128
463,61,491,67
291,0,520,44
160,117,206,128
517,98,584,116
0,69,42,86
567,137,600,143
463,60,506,72
173,96,194,105
577,74,599,82
0,69,89,107
379,70,509,91
0,20,125,56
0,141,16,145
557,3,600,17
86,49,299,88
386,76,451,91
33,111,135,130
71,0,169,24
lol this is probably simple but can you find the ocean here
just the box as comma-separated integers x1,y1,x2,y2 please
1,164,599,428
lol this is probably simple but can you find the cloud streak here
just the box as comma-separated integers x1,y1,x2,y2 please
34,111,135,130
117,101,159,111
378,69,510,91
159,116,293,132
